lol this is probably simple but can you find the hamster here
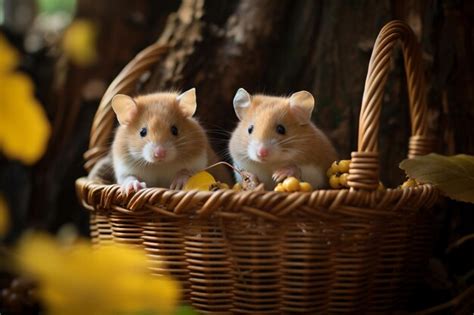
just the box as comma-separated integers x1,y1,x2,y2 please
109,88,231,194
229,88,338,190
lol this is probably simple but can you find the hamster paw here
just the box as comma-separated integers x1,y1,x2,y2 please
272,165,301,183
171,169,193,190
121,178,147,195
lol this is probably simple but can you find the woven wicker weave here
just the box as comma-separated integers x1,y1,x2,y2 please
76,20,439,313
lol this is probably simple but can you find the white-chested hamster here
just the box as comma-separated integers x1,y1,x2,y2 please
228,88,338,189
110,88,231,194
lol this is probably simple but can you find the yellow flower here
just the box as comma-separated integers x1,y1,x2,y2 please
0,194,9,237
0,34,19,72
0,34,51,165
16,233,180,315
62,19,98,66
0,72,51,164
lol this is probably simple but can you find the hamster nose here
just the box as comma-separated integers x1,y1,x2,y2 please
153,147,167,159
257,147,269,159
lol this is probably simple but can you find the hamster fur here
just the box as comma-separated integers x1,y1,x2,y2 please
229,88,338,189
110,88,231,193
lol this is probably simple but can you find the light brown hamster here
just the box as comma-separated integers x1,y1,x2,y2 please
229,88,338,190
109,88,231,194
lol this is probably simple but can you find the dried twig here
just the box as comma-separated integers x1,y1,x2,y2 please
446,233,474,254
414,285,474,315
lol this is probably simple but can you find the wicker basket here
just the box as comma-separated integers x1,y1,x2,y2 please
76,20,439,313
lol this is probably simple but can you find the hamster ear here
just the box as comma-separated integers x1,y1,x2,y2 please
111,94,138,125
289,90,315,125
233,88,252,120
177,88,197,117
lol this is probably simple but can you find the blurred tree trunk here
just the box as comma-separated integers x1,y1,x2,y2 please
3,0,37,33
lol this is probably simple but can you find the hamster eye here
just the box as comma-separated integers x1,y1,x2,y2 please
139,127,147,137
276,124,286,135
248,125,254,134
171,125,179,136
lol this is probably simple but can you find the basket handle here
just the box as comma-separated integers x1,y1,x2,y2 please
348,20,434,190
84,43,168,172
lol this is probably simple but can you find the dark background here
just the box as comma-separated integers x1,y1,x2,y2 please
1,0,473,313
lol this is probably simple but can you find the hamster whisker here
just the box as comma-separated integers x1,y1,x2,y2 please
278,138,315,148
204,122,235,132
175,135,205,142
234,152,251,163
175,141,203,149
277,135,312,145
175,137,203,143
174,138,203,146
208,137,232,146
128,157,150,168
124,158,146,169
217,151,233,162
206,129,233,137
123,150,153,166
217,149,232,158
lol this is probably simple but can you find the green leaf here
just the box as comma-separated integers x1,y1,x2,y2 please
399,153,474,203
125,305,198,315
174,305,198,315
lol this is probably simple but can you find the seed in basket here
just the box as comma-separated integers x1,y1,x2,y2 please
209,182,230,191
378,181,385,191
328,159,350,176
273,178,313,192
330,161,340,175
91,89,231,195
326,167,334,178
220,183,230,189
232,183,242,191
229,88,338,190
339,173,349,187
282,177,300,192
338,160,350,173
299,182,313,192
401,178,417,189
274,183,286,192
329,174,342,189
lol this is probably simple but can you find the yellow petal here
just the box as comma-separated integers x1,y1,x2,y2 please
62,19,98,66
16,233,180,315
0,72,50,164
0,33,19,72
114,273,179,313
0,194,9,237
183,171,216,191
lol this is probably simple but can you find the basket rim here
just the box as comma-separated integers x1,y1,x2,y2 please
76,176,439,220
